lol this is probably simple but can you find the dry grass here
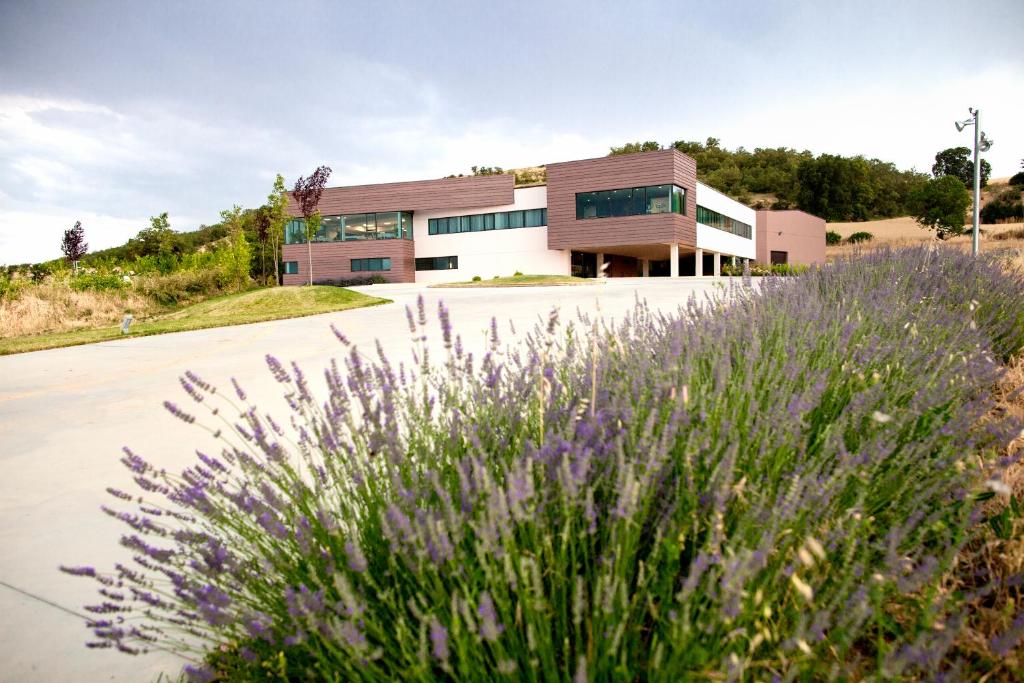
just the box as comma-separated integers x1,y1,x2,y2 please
940,356,1024,680
826,218,1024,262
0,282,157,338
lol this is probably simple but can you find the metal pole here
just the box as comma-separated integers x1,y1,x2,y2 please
972,109,981,256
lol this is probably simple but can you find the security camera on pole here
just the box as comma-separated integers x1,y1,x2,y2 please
954,109,993,256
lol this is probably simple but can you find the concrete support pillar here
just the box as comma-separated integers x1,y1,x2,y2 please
695,248,704,277
713,252,721,277
596,252,604,277
669,244,679,278
641,259,650,277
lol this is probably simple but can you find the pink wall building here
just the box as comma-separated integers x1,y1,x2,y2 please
755,210,825,266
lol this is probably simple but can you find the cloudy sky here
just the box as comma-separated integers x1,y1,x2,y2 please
1,0,1022,264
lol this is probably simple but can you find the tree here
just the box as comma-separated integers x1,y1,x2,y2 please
293,166,332,285
266,174,289,285
61,221,88,270
931,147,991,187
219,205,252,289
609,141,661,156
253,206,271,284
795,155,875,221
136,212,177,259
908,175,971,239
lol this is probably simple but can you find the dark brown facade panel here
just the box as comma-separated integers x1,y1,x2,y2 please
546,149,697,251
287,174,514,217
281,240,416,284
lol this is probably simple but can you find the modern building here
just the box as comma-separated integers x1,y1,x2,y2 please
281,148,822,285
755,209,826,267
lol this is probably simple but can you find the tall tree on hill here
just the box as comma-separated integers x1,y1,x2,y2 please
907,175,971,239
61,220,88,272
932,147,991,188
609,141,661,156
266,174,289,285
796,155,875,221
293,166,332,286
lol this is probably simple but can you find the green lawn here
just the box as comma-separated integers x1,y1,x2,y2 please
431,274,597,288
0,286,390,355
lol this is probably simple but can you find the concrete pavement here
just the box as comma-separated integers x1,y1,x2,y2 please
0,277,734,681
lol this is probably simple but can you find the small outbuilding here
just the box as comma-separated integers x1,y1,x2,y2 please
755,210,826,267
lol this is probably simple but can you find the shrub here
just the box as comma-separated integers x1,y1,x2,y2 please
471,275,482,281
825,230,842,245
981,188,1023,224
69,273,128,293
63,247,1024,680
1009,171,1024,187
312,276,387,287
0,277,26,301
134,267,237,306
847,231,874,244
721,262,808,277
513,271,524,277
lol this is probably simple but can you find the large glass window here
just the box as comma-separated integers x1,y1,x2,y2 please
426,207,546,235
287,212,414,243
574,184,687,220
376,212,399,239
284,261,299,274
696,205,752,239
415,256,458,271
351,257,391,272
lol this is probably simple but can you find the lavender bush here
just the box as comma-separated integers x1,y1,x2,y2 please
63,247,1024,680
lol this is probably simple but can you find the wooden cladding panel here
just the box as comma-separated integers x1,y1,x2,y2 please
281,240,416,284
287,174,514,216
546,149,697,250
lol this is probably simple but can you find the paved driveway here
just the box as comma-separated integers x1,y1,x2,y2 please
0,277,736,681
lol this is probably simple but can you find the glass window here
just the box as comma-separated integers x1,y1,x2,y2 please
320,216,342,241
494,212,508,229
343,214,368,240
351,259,362,272
631,187,647,215
376,212,399,240
483,213,495,230
284,261,299,274
401,212,413,239
576,191,598,219
508,210,524,228
609,188,632,217
460,216,472,233
524,208,544,227
646,185,670,214
284,219,306,244
470,214,484,232
351,258,391,272
541,208,547,225
415,256,458,271
672,186,686,215
428,218,437,235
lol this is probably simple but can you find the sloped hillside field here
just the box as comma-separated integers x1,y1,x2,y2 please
64,247,1024,680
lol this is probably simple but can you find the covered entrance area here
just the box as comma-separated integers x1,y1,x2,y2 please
570,244,734,278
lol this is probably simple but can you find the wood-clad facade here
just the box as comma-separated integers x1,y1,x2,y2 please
282,239,415,285
287,174,514,217
546,149,697,255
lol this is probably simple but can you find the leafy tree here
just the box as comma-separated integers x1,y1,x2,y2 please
135,213,178,260
219,205,252,288
609,141,661,156
253,206,271,284
908,175,971,239
470,166,505,176
825,230,842,246
293,166,332,286
61,220,88,269
796,155,875,221
932,147,991,187
266,174,289,285
846,231,873,244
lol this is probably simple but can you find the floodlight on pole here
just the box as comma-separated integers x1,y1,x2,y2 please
953,108,992,256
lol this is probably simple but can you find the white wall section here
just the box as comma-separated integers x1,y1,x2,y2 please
413,186,569,283
694,182,756,260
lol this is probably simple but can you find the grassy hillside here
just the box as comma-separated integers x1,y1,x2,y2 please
0,286,389,355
